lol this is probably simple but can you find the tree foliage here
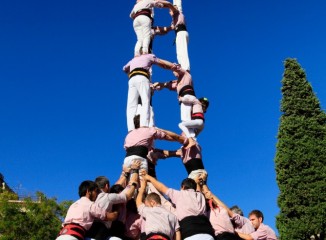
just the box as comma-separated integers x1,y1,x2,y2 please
0,191,72,240
275,58,326,240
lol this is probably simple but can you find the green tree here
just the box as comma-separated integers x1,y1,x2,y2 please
275,58,326,240
0,191,72,240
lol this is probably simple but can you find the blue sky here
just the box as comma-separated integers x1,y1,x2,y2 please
1,0,326,234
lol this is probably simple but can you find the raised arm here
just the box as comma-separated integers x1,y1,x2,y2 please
136,179,147,208
143,173,169,195
198,174,234,218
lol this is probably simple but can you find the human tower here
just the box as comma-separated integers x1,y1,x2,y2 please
55,2,279,239
123,0,210,182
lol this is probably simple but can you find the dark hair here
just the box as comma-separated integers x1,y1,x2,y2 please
95,176,109,189
78,180,98,198
134,115,140,129
230,205,244,216
249,210,264,222
199,97,209,109
146,192,161,204
110,184,124,194
181,178,197,190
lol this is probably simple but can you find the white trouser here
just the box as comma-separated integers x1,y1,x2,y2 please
178,119,203,138
124,155,148,172
173,0,182,12
137,103,155,127
176,30,190,71
106,237,123,240
188,169,207,180
133,15,152,55
127,75,150,131
56,236,79,240
184,234,214,240
180,94,196,122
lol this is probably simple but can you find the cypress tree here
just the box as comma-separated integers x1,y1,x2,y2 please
275,58,326,240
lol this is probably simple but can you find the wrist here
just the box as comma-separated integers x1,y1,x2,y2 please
130,168,139,174
130,182,138,188
122,171,130,178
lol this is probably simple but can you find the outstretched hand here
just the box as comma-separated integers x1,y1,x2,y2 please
152,82,163,90
131,160,141,169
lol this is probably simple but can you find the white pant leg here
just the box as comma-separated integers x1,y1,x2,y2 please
124,155,148,172
136,104,155,127
180,94,196,122
133,15,151,55
188,169,207,180
107,237,123,240
179,119,204,138
184,234,214,240
56,236,79,240
173,0,183,12
176,31,190,71
127,77,140,131
135,76,150,128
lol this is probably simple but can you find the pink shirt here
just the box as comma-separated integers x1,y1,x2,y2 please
207,206,235,235
231,214,255,234
123,54,159,73
250,223,278,240
124,127,167,149
167,70,193,96
95,190,127,228
165,188,206,221
181,143,202,164
63,197,107,230
138,204,180,239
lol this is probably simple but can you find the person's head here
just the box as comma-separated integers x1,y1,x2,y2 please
249,210,264,230
199,97,209,113
95,176,110,193
230,205,244,216
145,192,161,207
110,184,124,194
78,180,99,201
134,115,140,129
181,178,197,191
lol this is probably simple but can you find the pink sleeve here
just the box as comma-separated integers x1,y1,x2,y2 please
137,203,148,218
89,202,107,220
232,213,247,228
165,188,179,204
250,227,267,240
154,128,167,139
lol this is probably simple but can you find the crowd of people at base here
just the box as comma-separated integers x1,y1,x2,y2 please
55,162,278,240
56,0,278,239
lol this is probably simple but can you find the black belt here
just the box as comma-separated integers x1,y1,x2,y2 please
134,8,153,20
175,24,187,33
126,145,149,158
129,68,150,79
184,158,205,174
179,85,195,97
